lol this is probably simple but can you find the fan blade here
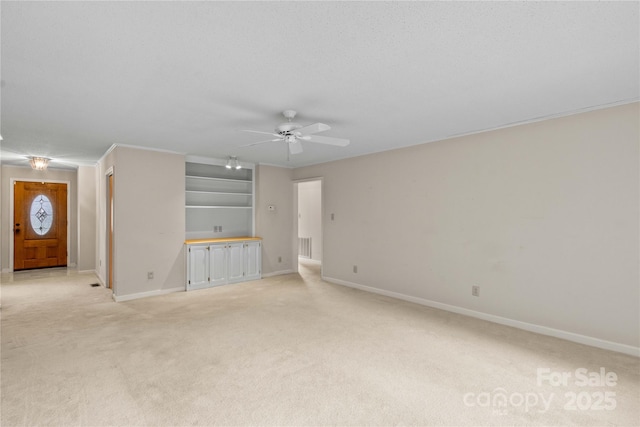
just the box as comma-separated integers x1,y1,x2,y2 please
305,135,350,146
288,139,304,154
295,123,330,135
242,138,282,147
241,129,281,137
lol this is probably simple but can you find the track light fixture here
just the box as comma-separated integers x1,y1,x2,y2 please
225,156,241,170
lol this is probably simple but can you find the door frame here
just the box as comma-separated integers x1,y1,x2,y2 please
292,177,324,276
9,178,71,273
105,167,115,292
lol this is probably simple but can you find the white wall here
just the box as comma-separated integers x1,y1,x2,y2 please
96,147,115,283
77,165,97,272
97,145,185,299
292,103,639,352
0,165,78,271
255,165,294,276
298,180,322,262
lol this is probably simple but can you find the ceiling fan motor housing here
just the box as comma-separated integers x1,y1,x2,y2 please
276,122,302,134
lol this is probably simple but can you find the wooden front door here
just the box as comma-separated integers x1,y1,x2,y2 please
14,181,68,270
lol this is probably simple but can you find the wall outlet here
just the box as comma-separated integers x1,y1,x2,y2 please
278,256,282,263
148,271,154,280
472,285,480,297
331,213,335,221
353,265,358,273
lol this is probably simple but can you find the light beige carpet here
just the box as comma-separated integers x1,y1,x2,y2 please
1,261,638,426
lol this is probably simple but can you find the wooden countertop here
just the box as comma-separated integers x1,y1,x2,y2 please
185,237,262,245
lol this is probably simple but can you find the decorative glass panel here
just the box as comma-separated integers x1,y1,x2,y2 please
30,194,54,235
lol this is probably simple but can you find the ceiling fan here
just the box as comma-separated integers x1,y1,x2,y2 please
242,110,349,155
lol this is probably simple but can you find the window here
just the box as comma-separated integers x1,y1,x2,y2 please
30,194,53,235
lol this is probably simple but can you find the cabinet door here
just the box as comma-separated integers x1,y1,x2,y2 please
209,244,227,286
227,242,245,283
187,245,210,290
244,241,261,281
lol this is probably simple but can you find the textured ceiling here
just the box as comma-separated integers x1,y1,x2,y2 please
1,1,638,169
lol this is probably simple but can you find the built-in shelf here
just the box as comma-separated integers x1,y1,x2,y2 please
186,206,253,209
185,158,255,239
185,175,251,183
186,190,252,195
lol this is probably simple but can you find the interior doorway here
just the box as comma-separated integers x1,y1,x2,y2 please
13,181,68,271
296,179,322,272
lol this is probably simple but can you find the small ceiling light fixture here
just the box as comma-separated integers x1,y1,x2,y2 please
225,156,241,170
29,157,50,171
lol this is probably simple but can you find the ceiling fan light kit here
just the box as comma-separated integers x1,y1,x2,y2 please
242,110,350,155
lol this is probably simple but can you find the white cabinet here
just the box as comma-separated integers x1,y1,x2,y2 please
186,239,261,291
244,240,261,281
226,242,245,284
209,244,228,286
186,245,210,290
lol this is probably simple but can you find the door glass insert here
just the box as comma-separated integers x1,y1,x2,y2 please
30,194,54,235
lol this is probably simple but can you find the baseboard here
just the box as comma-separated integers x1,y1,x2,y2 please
299,257,322,265
262,269,295,278
323,276,640,358
2,266,86,274
94,274,106,287
113,286,185,302
78,269,98,275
